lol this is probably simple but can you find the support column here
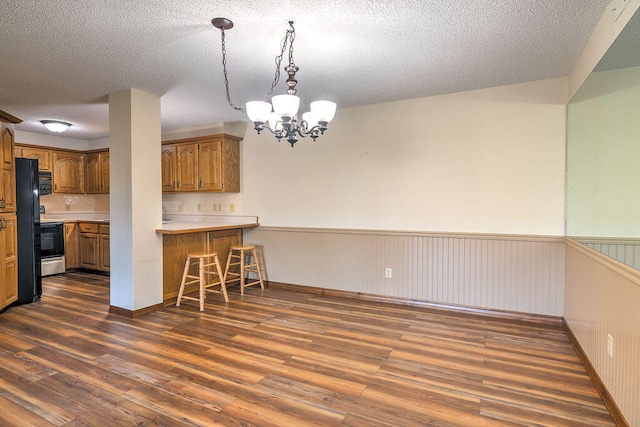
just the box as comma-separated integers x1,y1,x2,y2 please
108,88,163,313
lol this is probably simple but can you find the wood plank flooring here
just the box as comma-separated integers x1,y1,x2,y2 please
0,272,615,426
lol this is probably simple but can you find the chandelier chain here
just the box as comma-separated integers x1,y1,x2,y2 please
220,28,244,112
218,21,297,112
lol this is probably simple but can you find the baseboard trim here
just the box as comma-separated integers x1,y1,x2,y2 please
267,281,563,326
563,320,629,427
108,303,164,318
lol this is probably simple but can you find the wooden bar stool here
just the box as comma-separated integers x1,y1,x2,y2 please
224,245,265,295
176,252,229,311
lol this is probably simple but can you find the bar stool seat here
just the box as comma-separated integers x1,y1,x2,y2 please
176,252,228,311
224,245,265,295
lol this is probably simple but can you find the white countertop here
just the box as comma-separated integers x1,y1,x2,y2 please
156,216,259,234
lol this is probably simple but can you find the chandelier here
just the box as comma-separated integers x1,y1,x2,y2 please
212,18,337,147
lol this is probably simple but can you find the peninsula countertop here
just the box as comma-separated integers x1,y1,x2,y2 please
155,215,259,235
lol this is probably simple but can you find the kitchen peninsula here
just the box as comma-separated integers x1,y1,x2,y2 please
156,215,259,303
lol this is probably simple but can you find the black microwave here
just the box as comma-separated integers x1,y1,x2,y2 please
39,171,52,195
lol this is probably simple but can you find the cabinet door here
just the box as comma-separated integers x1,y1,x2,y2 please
20,147,52,171
85,153,101,194
0,213,18,309
64,223,79,269
100,152,109,194
199,140,223,191
161,145,177,192
0,125,16,212
53,152,84,193
79,232,99,269
99,234,110,272
176,143,198,192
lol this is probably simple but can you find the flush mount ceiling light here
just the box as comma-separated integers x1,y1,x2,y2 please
212,18,337,147
40,120,72,133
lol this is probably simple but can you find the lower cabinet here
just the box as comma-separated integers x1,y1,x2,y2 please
79,222,109,273
64,222,79,269
161,229,241,303
0,212,18,310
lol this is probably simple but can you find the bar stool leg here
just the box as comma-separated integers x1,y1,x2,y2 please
176,256,191,307
252,247,265,290
214,254,229,302
240,249,246,295
198,257,205,311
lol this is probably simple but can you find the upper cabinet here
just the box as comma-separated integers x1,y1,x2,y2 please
19,147,52,171
0,124,16,212
161,145,177,192
176,143,199,192
85,150,109,194
162,134,241,193
53,151,85,194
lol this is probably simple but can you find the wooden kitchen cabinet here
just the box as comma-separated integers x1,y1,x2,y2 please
161,134,241,193
161,228,241,302
19,147,52,171
79,223,99,270
176,143,199,192
64,222,79,269
85,150,109,194
99,225,110,272
0,114,19,311
1,125,16,213
0,212,18,310
161,145,177,192
79,222,109,273
53,151,84,193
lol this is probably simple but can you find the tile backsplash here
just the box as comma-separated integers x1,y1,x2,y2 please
162,192,241,216
40,193,109,214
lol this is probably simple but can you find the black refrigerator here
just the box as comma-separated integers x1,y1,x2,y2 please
15,158,42,305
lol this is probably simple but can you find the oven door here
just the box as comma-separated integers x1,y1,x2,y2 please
40,222,65,259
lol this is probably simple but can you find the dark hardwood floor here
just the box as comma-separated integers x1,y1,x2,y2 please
0,272,615,426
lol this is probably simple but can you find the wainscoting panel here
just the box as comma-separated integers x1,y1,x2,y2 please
244,227,565,316
565,239,640,427
577,237,640,271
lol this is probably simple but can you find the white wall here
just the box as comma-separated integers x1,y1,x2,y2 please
241,78,568,236
15,130,91,151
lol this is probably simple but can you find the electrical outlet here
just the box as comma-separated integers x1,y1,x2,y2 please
197,203,201,212
607,334,614,358
385,268,392,279
217,203,222,212
177,203,184,212
229,203,235,213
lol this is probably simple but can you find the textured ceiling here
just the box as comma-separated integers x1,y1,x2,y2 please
0,0,611,140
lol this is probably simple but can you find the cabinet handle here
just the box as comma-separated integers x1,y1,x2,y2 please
0,198,5,209
0,218,6,230
199,180,202,189
54,183,57,191
177,180,181,189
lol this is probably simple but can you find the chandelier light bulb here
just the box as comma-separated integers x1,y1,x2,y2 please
302,111,319,129
268,113,284,132
246,101,272,123
310,101,337,123
272,94,300,119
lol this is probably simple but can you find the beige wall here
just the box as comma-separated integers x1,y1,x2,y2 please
564,2,640,424
565,240,640,426
241,78,567,235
